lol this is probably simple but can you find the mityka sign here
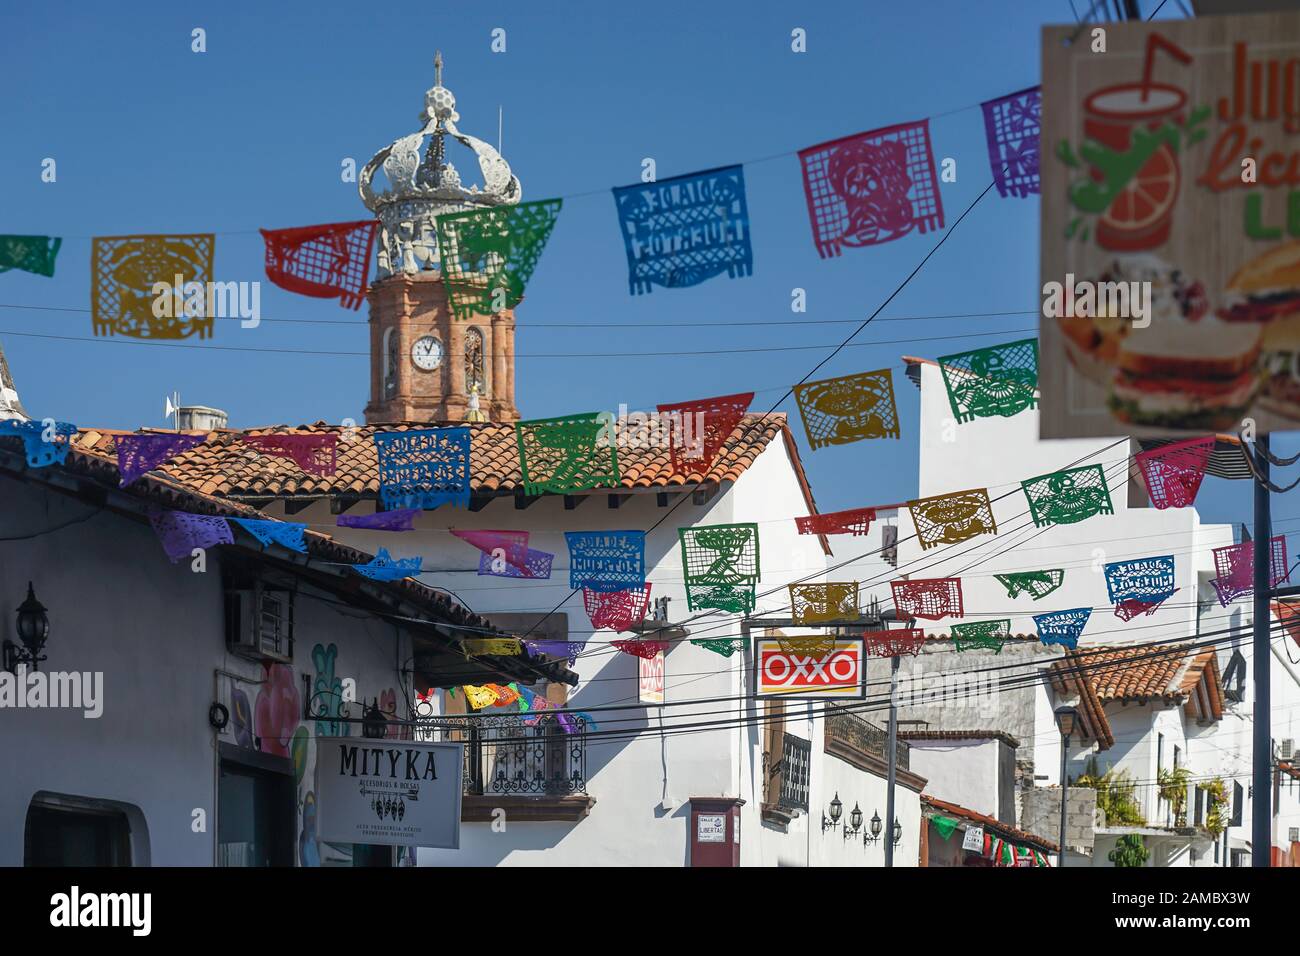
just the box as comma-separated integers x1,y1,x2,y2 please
1041,14,1300,437
315,739,463,849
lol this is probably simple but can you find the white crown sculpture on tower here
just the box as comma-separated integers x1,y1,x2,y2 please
359,51,522,278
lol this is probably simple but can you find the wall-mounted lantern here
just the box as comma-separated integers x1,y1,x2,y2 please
842,802,864,841
821,792,843,833
864,810,883,847
4,582,49,673
362,698,388,739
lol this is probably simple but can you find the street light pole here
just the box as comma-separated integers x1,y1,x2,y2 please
1058,727,1069,868
1252,433,1272,867
884,653,900,868
1053,705,1077,868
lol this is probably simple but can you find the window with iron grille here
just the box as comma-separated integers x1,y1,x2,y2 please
779,734,811,812
761,699,809,815
222,570,295,664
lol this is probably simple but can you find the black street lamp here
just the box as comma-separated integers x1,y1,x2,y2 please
880,607,912,867
4,582,49,673
821,792,843,833
1054,705,1079,867
843,802,864,841
864,810,883,847
362,698,388,739
892,817,903,847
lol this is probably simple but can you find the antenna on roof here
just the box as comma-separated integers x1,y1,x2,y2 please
164,391,181,431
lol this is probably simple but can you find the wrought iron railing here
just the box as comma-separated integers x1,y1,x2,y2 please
779,733,811,812
824,703,909,772
411,703,588,796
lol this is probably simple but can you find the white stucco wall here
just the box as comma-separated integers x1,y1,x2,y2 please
270,430,914,866
0,473,412,867
902,359,1300,865
902,362,1232,649
907,739,999,818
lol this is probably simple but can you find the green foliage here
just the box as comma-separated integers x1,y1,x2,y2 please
1199,777,1229,837
1076,757,1145,827
1158,766,1192,827
1108,834,1149,868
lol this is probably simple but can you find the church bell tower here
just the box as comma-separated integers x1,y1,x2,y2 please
359,53,521,424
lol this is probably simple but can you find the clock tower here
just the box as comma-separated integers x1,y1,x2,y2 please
359,53,521,424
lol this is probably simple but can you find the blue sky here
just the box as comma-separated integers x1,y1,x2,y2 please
0,0,1290,535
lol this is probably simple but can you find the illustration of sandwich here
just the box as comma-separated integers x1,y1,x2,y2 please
1108,319,1261,431
1260,314,1300,420
1219,239,1300,324
1057,254,1206,385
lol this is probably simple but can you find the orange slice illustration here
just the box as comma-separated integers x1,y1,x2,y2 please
1097,143,1179,251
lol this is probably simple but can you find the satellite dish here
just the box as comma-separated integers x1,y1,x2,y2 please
164,392,180,430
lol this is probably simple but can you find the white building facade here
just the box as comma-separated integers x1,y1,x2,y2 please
862,356,1300,866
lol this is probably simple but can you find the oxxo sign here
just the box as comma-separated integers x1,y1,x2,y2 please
754,638,866,698
639,648,665,705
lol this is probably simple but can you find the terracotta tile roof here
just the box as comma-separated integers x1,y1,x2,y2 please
1049,650,1115,751
922,794,1059,853
68,413,833,556
0,432,577,689
1051,643,1225,724
1071,643,1197,704
1178,649,1225,722
69,415,784,498
1092,647,1188,703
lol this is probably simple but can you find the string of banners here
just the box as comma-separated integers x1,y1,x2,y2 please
5,418,1247,648
0,85,1040,331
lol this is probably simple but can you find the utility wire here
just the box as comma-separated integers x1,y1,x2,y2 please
0,301,1039,329
0,324,1037,360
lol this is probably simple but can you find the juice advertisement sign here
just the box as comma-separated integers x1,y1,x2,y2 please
1040,14,1300,438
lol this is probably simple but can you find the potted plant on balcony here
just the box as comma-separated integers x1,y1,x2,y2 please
1158,765,1192,827
1107,834,1149,867
1076,757,1145,827
1198,777,1229,837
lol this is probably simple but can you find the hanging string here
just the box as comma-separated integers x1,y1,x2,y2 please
1238,432,1300,494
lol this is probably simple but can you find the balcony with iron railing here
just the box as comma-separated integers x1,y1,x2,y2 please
824,703,911,773
412,704,595,822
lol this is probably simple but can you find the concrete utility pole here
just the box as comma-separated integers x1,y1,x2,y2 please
884,654,900,868
1252,436,1272,867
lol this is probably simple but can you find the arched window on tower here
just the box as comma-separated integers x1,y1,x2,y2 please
383,327,399,398
466,327,486,396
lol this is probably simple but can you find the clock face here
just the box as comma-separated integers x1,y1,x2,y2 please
411,335,443,371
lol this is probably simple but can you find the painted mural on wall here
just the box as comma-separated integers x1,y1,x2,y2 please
299,792,320,867
222,641,405,867
230,684,253,749
255,662,302,757
312,642,352,739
